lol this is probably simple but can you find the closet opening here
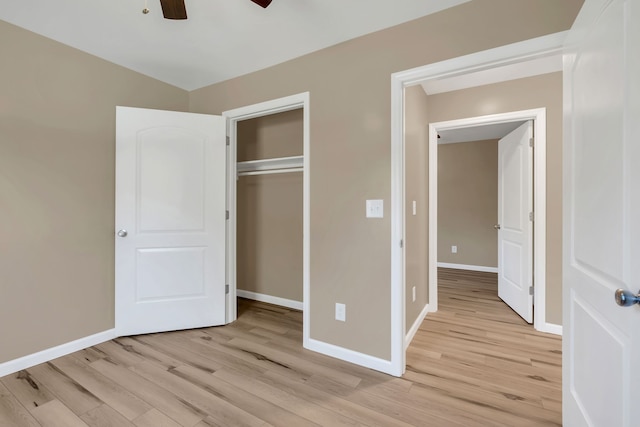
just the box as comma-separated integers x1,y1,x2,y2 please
236,109,304,312
222,92,310,348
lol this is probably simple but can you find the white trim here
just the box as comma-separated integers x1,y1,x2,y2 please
538,322,562,336
421,54,562,95
394,31,568,88
390,67,405,377
405,303,430,349
237,290,303,311
238,168,303,177
0,329,117,377
428,124,439,314
222,92,310,350
429,109,547,330
391,32,564,377
305,338,395,375
437,262,498,273
222,93,309,121
237,155,303,174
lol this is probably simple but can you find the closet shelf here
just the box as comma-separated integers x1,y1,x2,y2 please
237,155,303,176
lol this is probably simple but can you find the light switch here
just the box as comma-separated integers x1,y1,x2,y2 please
412,200,417,216
335,303,346,322
366,200,384,218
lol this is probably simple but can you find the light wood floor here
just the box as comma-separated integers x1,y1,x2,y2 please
0,268,561,426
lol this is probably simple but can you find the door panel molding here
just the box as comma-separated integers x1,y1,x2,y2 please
497,121,534,323
115,107,227,336
563,0,638,423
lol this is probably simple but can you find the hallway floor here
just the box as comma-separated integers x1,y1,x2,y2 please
405,268,562,425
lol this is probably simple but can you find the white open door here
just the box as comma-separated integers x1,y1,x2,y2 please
115,107,227,336
564,0,639,425
497,121,533,323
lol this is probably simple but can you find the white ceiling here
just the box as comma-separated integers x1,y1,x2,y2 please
0,0,470,91
438,121,526,144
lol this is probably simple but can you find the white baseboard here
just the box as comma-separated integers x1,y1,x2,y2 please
537,322,562,336
237,290,303,311
405,303,430,349
305,338,395,376
0,329,117,377
437,262,498,273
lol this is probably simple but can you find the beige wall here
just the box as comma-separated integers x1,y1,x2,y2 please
404,86,429,330
237,110,303,302
0,0,580,366
237,109,303,161
438,140,498,267
427,72,564,325
237,174,303,301
0,21,189,363
190,1,580,358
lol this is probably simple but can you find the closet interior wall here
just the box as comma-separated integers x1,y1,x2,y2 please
236,109,304,304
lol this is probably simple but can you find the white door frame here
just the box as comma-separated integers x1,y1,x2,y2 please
222,92,310,347
390,32,566,376
429,110,546,327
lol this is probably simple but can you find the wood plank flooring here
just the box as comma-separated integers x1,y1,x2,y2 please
1,268,562,426
406,269,562,426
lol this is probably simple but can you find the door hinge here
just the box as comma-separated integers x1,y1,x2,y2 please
529,137,534,148
226,210,229,220
529,211,534,222
225,284,229,294
529,286,534,296
400,239,403,248
226,136,230,146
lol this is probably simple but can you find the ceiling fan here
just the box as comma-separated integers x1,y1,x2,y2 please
158,0,273,20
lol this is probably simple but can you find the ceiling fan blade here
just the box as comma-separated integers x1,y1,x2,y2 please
160,0,187,19
250,0,273,8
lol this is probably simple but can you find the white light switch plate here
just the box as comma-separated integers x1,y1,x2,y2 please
366,200,384,218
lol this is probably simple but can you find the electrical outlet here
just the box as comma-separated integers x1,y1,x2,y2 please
335,303,346,322
412,286,416,302
451,245,457,254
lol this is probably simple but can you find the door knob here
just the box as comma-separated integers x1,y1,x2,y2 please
494,224,501,230
614,289,640,307
117,229,128,238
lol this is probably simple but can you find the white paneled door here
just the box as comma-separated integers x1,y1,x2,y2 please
563,0,639,425
497,121,533,323
115,107,227,336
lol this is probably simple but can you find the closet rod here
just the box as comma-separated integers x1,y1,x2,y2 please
238,167,303,177
237,155,303,173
